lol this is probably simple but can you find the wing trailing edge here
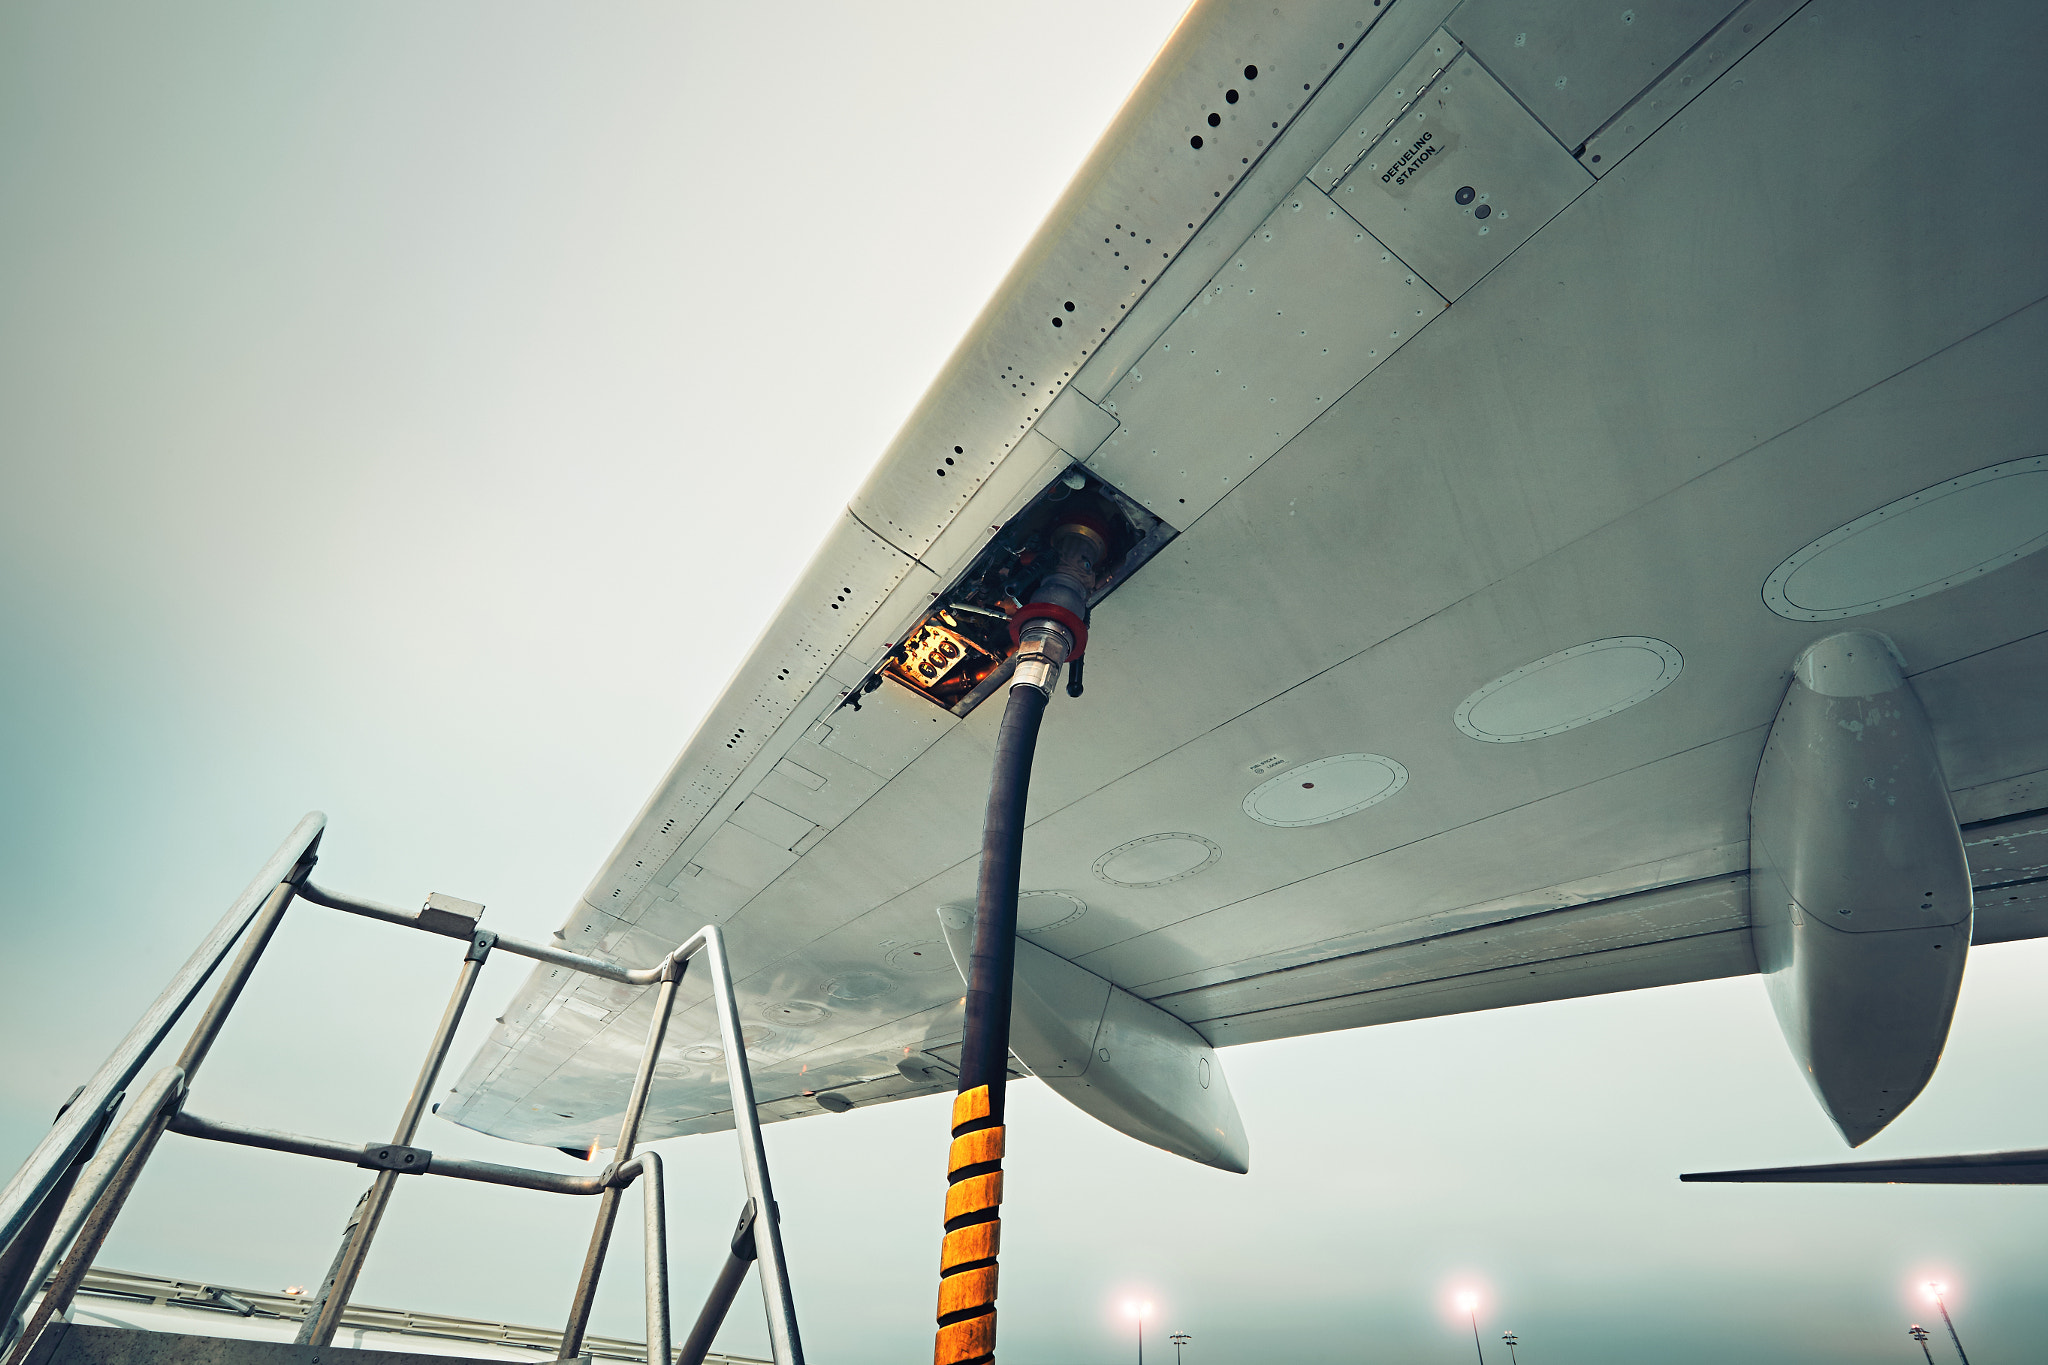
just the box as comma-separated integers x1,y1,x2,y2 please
1682,1149,2048,1185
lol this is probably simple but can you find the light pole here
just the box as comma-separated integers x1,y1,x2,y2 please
1501,1330,1519,1365
1908,1325,1936,1365
1124,1300,1153,1365
1170,1331,1191,1365
1924,1283,1972,1365
1455,1292,1485,1365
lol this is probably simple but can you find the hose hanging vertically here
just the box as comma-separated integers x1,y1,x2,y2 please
931,673,1046,1365
932,513,1105,1365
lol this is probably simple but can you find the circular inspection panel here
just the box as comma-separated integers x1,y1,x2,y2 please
885,940,954,972
1242,753,1409,827
758,1000,826,1025
1762,455,2048,621
680,1044,723,1064
1455,637,1683,743
1017,890,1088,934
1092,833,1222,888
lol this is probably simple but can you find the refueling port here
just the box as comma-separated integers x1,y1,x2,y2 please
875,469,1172,714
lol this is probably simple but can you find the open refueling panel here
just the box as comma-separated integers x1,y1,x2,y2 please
859,468,1174,716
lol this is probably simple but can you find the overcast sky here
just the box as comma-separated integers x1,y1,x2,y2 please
2,5,2043,1364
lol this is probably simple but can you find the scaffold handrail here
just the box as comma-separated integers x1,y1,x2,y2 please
0,816,803,1365
0,813,325,1260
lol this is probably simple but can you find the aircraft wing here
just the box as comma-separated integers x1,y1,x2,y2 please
445,0,2048,1160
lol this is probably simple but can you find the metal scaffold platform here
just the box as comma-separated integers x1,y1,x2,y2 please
0,816,805,1365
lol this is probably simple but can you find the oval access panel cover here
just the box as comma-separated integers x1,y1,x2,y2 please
1017,890,1088,934
1092,833,1221,887
1243,753,1408,827
1763,455,2048,621
1455,637,1683,743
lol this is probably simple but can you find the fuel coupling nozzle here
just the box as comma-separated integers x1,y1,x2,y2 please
1010,617,1075,697
1009,514,1109,698
1034,518,1108,620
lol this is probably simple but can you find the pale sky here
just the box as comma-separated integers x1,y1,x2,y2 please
2,6,2043,1364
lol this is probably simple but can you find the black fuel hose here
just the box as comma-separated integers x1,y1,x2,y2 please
932,674,1053,1365
934,523,1094,1365
956,681,1049,1109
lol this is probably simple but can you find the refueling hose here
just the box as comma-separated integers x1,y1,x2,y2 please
933,513,1102,1365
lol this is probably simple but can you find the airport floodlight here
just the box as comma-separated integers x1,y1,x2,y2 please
1908,1325,1936,1365
1923,1284,1973,1365
1454,1292,1485,1365
1122,1300,1153,1365
1501,1330,1519,1365
1169,1330,1191,1365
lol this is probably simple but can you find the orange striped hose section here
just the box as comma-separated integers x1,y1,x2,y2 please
933,1086,1004,1365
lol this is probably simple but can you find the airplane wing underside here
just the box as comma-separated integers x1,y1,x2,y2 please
445,0,2048,1155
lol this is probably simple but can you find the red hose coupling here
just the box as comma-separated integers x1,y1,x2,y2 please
1009,603,1087,660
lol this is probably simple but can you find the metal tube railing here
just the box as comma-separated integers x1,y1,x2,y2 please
175,880,305,1079
165,1111,612,1196
701,929,804,1365
0,813,324,1261
4,858,312,1359
0,818,804,1365
168,1111,675,1365
296,881,671,985
621,1152,671,1365
3,872,306,1364
0,1094,111,1325
301,930,497,1346
676,1202,759,1365
1,1067,187,1339
561,962,684,1358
